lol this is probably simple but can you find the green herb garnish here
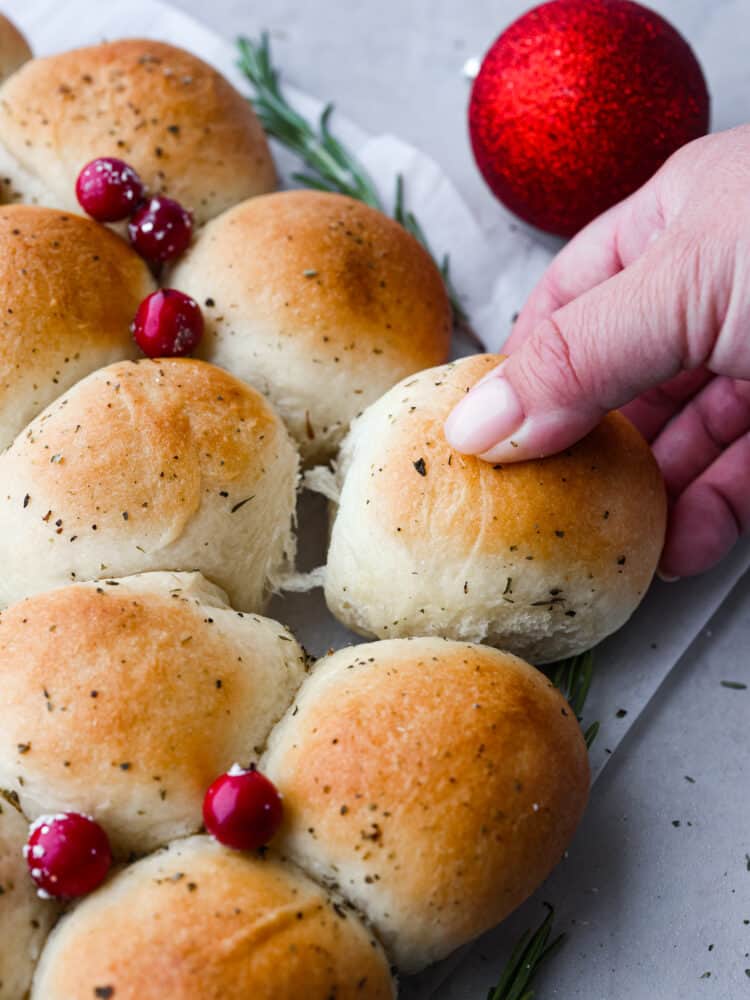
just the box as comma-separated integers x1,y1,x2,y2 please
486,904,564,1000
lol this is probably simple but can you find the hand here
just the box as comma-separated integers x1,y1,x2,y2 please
445,126,750,579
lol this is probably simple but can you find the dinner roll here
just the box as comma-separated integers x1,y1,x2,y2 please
32,835,395,999
170,190,452,462
0,39,276,222
0,358,298,611
0,794,57,999
0,572,306,857
0,205,154,449
263,637,589,972
324,354,667,662
0,14,31,83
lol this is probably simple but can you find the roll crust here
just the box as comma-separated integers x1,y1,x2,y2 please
0,13,31,83
31,836,395,999
325,354,667,661
0,39,276,221
0,793,57,999
263,637,590,971
0,358,298,611
0,205,154,448
171,190,452,461
0,573,307,856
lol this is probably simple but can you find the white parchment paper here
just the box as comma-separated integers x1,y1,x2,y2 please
4,1,749,995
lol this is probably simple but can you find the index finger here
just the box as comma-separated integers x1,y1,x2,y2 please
506,183,666,353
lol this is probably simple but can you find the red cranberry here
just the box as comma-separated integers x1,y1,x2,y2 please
203,764,283,851
24,812,112,899
131,289,204,358
75,157,144,222
128,195,193,263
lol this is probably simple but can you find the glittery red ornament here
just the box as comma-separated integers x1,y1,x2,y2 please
468,0,710,236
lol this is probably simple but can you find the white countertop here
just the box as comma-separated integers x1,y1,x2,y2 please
168,1,750,996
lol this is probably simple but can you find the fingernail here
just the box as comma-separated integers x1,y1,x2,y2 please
444,376,525,455
657,570,680,583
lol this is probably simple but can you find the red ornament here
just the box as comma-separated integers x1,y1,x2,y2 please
132,288,204,358
75,157,144,222
24,812,112,899
203,764,284,851
128,195,193,263
468,0,710,236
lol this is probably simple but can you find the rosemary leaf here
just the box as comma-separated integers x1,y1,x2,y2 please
486,904,565,1000
236,33,475,335
584,720,600,750
546,649,599,749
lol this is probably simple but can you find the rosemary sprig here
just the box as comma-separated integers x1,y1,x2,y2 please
486,904,565,1000
236,34,474,335
393,175,469,326
547,649,599,749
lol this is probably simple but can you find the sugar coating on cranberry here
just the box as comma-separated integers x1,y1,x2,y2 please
128,195,193,263
131,289,204,358
203,764,284,851
24,812,112,899
75,157,144,222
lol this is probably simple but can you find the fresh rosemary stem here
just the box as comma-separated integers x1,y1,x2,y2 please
487,904,565,1000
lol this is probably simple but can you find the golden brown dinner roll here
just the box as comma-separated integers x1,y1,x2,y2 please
0,205,154,449
0,358,298,611
0,39,276,221
324,354,667,662
0,13,31,83
263,637,589,972
0,572,306,857
0,793,57,999
31,835,395,999
170,190,452,462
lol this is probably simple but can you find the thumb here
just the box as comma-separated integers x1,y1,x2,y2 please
445,232,724,461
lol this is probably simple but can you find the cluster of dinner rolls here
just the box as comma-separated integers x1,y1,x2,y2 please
0,358,298,611
324,354,667,662
171,190,452,462
0,39,276,220
0,12,668,997
31,837,396,999
0,572,306,857
0,205,154,448
2,625,588,993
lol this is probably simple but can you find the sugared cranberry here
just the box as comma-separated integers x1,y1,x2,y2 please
24,812,112,899
131,289,204,358
75,157,144,222
128,195,193,263
203,764,283,851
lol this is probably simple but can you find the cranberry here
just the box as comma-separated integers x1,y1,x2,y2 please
75,157,144,222
131,289,204,358
203,764,283,851
24,812,112,899
128,195,193,263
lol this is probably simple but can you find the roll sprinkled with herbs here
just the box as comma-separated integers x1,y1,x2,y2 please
0,205,154,449
0,573,306,857
262,637,589,972
31,836,396,1000
0,358,298,611
324,354,667,662
0,39,276,221
171,190,452,463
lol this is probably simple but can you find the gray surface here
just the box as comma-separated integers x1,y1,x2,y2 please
170,2,749,997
